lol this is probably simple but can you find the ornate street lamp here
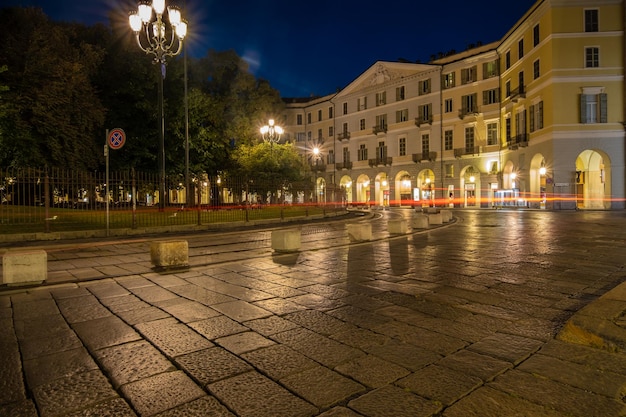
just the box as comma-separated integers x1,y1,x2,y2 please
129,0,187,210
260,119,284,145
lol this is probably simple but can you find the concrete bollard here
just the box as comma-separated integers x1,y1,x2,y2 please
2,250,47,286
346,223,372,242
412,214,429,229
150,240,189,270
440,209,452,223
428,212,443,225
388,219,408,234
271,229,301,253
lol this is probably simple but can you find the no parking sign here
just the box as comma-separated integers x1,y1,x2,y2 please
108,128,126,150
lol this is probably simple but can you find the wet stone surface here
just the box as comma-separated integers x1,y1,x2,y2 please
2,210,626,416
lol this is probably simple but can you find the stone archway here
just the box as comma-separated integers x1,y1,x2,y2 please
339,175,353,205
394,170,412,206
576,150,610,209
460,165,481,208
356,174,371,205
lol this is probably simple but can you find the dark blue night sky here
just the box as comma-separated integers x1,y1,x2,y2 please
3,0,536,97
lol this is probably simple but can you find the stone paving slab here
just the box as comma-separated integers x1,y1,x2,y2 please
1,210,626,416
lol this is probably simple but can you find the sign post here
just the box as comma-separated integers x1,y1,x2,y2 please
105,128,126,237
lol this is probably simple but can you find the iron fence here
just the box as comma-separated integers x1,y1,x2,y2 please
0,167,343,236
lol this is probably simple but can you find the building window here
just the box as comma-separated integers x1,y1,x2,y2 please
317,109,322,121
443,72,455,89
518,71,525,94
343,102,348,115
580,92,607,123
396,86,405,101
396,109,408,123
483,60,498,79
505,80,511,98
419,79,431,95
505,51,511,70
328,126,334,137
505,118,511,141
357,96,367,111
359,118,366,130
585,9,599,32
317,129,323,140
461,66,477,84
483,88,499,105
329,107,333,118
515,110,527,136
376,91,386,106
464,127,475,151
487,122,498,145
421,134,430,155
445,98,453,113
533,59,540,80
418,104,432,123
358,144,368,161
585,47,599,68
444,130,453,151
297,114,303,125
461,93,478,114
327,149,335,164
533,24,540,47
530,101,544,132
343,147,350,163
307,131,312,141
518,39,524,59
375,114,387,130
445,164,454,178
377,141,387,160
342,122,349,135
399,137,406,156
296,132,306,142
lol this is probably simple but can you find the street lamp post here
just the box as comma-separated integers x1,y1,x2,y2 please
260,119,284,154
129,0,187,211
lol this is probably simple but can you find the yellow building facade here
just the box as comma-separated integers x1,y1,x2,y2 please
283,0,625,210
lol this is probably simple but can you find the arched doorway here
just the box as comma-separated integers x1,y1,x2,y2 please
315,177,326,204
460,165,480,208
394,171,412,206
339,175,353,205
356,174,371,205
576,150,610,209
417,169,435,207
374,172,390,207
529,154,546,209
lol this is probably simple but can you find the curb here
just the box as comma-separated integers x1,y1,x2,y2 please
557,280,626,353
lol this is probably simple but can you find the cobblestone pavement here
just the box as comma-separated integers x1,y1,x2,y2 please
1,209,626,416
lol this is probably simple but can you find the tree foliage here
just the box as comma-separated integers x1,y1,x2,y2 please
0,6,289,181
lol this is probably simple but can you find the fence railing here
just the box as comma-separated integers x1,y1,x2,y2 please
0,167,343,236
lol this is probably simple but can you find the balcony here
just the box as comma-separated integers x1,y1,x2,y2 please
335,161,353,170
506,133,529,150
510,86,526,102
414,116,433,127
458,107,480,120
368,157,393,167
454,146,482,158
412,152,437,163
337,132,350,141
309,161,326,171
373,124,387,135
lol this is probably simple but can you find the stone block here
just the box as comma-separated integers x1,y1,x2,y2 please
271,229,301,253
440,209,452,222
412,214,429,229
428,213,443,225
150,240,188,270
2,249,47,285
346,223,372,242
388,219,408,234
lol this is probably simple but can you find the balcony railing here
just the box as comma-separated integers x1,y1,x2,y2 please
454,146,482,158
414,116,433,127
337,132,350,141
506,133,529,149
309,161,326,171
373,125,387,135
510,86,526,102
368,157,393,167
458,107,480,119
335,161,353,170
412,152,437,163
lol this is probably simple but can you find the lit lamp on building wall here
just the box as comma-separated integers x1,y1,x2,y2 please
129,0,187,210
